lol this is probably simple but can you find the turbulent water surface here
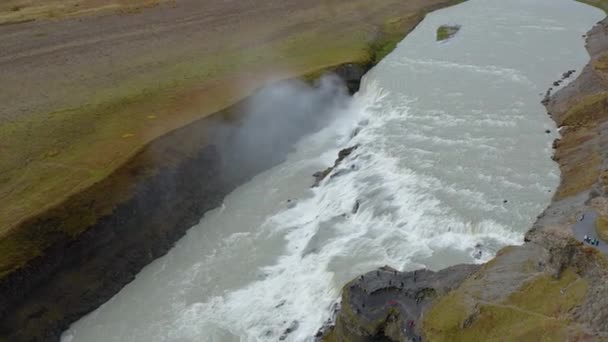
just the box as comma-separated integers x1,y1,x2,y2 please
62,0,603,341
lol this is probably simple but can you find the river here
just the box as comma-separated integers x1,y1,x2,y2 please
61,0,603,341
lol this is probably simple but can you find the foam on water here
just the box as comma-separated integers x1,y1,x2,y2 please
61,0,604,341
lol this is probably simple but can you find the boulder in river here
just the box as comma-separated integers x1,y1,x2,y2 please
436,25,461,41
312,145,359,187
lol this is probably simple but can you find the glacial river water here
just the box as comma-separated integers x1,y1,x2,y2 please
62,0,603,341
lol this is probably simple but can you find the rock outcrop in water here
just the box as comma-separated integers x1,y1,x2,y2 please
324,13,608,342
312,145,359,187
436,25,461,41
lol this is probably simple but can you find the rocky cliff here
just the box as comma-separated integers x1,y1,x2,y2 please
324,13,608,342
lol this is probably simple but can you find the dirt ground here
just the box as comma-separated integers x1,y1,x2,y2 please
0,0,168,24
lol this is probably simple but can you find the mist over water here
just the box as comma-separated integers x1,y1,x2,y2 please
211,75,350,185
62,0,604,341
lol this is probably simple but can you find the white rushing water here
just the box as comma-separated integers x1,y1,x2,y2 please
62,0,603,341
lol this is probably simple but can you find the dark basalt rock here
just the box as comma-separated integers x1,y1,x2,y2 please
331,64,371,94
318,264,480,342
312,145,359,187
352,200,360,214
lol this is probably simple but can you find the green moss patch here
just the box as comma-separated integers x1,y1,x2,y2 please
436,25,461,41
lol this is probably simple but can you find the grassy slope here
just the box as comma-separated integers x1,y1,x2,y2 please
0,0,464,277
578,0,608,13
424,269,588,341
422,244,591,341
0,0,167,24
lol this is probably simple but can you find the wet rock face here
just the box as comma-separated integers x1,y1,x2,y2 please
331,64,370,94
320,264,480,342
312,145,359,187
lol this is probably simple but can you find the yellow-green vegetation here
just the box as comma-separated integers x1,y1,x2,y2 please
554,131,600,199
368,14,423,63
422,291,469,336
600,170,608,193
577,0,608,13
436,25,461,41
553,91,607,198
0,0,467,278
596,216,608,241
423,268,588,341
0,27,370,232
560,92,608,128
508,269,587,316
321,329,337,342
0,0,166,24
592,53,608,74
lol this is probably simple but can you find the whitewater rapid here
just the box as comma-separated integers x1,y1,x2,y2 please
62,0,604,341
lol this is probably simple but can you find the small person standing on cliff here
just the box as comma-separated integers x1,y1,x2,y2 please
406,320,415,333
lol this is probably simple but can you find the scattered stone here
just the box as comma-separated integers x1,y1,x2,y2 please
279,321,299,341
352,200,360,214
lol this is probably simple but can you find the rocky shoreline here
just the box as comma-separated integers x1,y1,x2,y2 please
322,14,608,342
